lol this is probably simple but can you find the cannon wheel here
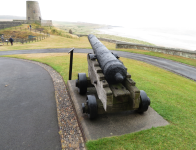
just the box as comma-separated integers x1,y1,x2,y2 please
77,73,87,95
137,90,150,113
87,95,98,119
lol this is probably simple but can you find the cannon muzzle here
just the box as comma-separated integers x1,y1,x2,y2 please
88,34,127,84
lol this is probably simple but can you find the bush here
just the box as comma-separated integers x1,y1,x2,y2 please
69,29,73,34
51,29,57,34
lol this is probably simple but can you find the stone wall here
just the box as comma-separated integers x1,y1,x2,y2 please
13,20,52,26
41,20,52,26
13,20,41,24
116,42,196,60
0,21,22,29
67,35,196,60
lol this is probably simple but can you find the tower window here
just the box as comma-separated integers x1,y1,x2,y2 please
28,17,30,20
33,10,35,13
28,4,29,8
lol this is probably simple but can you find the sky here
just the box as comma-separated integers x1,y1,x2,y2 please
1,0,196,29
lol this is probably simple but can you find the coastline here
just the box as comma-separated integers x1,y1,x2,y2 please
97,26,196,51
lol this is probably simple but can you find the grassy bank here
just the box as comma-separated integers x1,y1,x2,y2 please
53,21,104,35
95,34,155,46
0,35,115,51
2,53,196,149
0,24,78,38
115,48,196,68
1,24,196,68
53,21,155,46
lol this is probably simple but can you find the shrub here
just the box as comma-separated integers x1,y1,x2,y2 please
69,29,73,34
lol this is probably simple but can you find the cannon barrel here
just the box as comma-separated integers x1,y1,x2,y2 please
88,34,127,84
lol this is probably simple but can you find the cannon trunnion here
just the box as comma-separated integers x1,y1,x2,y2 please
75,35,150,119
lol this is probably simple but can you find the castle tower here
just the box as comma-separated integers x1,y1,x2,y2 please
26,1,42,20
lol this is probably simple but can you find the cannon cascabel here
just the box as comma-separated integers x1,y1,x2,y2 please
88,34,127,84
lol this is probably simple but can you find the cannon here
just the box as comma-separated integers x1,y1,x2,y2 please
76,34,150,119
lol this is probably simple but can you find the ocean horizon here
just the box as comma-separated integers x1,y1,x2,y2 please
98,26,196,51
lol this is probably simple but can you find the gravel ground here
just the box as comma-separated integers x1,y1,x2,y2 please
13,58,85,150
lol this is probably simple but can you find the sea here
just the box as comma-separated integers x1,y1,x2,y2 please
98,26,196,51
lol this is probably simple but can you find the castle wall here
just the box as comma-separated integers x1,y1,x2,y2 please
13,20,41,24
41,20,52,26
0,21,22,29
26,1,42,20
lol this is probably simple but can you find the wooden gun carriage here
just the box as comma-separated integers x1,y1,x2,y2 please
76,34,150,119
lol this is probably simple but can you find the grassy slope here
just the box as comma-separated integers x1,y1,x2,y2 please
2,53,196,149
1,24,196,68
0,35,115,51
115,48,196,68
53,21,103,35
95,34,155,46
1,33,196,68
53,21,154,46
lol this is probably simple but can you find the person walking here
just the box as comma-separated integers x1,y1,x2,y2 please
30,25,31,30
9,36,14,46
28,25,29,29
1,35,4,45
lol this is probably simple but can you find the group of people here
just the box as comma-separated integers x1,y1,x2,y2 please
1,35,14,46
0,24,32,46
27,24,32,30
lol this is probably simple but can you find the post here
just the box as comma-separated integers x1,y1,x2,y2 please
68,48,74,80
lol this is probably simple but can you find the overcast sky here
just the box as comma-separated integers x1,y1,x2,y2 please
1,0,196,28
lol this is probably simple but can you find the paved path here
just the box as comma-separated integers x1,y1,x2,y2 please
1,48,196,81
0,58,61,150
0,48,195,149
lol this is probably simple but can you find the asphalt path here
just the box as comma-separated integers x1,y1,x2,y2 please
0,48,195,149
0,58,61,150
1,48,196,81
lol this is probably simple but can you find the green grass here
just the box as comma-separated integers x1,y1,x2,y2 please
115,48,196,68
1,24,196,68
1,53,88,81
0,23,78,41
95,34,155,46
2,53,196,149
0,35,115,51
53,21,105,35
53,21,155,46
